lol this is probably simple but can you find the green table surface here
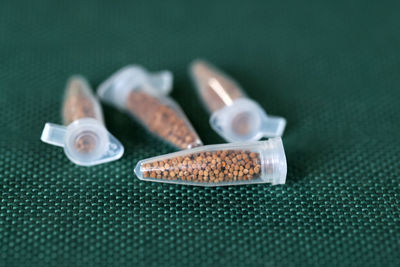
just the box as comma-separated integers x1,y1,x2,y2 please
1,0,399,266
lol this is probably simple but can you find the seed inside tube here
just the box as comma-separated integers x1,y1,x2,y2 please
136,138,287,186
125,90,202,149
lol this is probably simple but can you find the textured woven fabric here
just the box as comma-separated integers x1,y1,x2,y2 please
0,0,399,266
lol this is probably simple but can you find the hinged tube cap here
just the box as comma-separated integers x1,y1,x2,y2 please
210,98,286,142
41,118,124,166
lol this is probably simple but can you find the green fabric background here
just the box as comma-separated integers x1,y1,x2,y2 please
0,0,399,266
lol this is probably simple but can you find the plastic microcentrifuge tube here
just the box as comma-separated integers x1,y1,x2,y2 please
40,76,124,166
97,65,203,150
190,59,286,143
134,137,287,187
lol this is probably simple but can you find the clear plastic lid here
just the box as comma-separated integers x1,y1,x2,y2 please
97,65,203,150
41,118,124,166
40,76,124,166
135,137,287,187
190,59,286,141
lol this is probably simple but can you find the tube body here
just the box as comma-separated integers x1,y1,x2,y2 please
190,59,245,113
62,76,105,154
98,66,203,149
62,77,104,125
125,89,202,149
190,59,286,142
135,138,287,187
41,76,124,166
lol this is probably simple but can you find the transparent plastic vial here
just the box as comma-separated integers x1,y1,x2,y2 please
190,59,286,142
135,137,287,187
40,76,124,166
97,65,203,150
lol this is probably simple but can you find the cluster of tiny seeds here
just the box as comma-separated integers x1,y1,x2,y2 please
141,150,262,183
126,90,201,149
